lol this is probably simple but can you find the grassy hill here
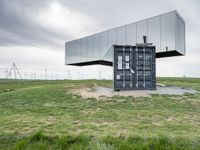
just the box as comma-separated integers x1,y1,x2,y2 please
0,78,200,150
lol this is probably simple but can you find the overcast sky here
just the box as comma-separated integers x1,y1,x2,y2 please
0,0,200,79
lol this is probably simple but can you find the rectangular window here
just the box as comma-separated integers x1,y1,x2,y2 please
125,55,129,61
116,75,121,80
125,63,130,69
117,56,122,70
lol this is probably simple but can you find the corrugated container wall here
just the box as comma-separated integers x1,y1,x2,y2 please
113,45,156,91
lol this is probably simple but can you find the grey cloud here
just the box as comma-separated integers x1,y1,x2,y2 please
0,0,70,48
59,0,173,30
0,0,200,52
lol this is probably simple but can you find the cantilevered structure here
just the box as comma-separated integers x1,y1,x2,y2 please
65,10,185,66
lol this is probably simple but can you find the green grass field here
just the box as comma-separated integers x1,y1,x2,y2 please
0,78,200,150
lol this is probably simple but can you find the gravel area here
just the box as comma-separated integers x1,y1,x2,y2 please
70,85,199,99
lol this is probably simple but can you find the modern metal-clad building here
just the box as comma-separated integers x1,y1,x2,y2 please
65,10,185,66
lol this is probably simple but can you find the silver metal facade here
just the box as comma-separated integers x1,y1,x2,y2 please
65,10,185,66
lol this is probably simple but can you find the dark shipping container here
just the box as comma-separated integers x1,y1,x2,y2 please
113,45,156,91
